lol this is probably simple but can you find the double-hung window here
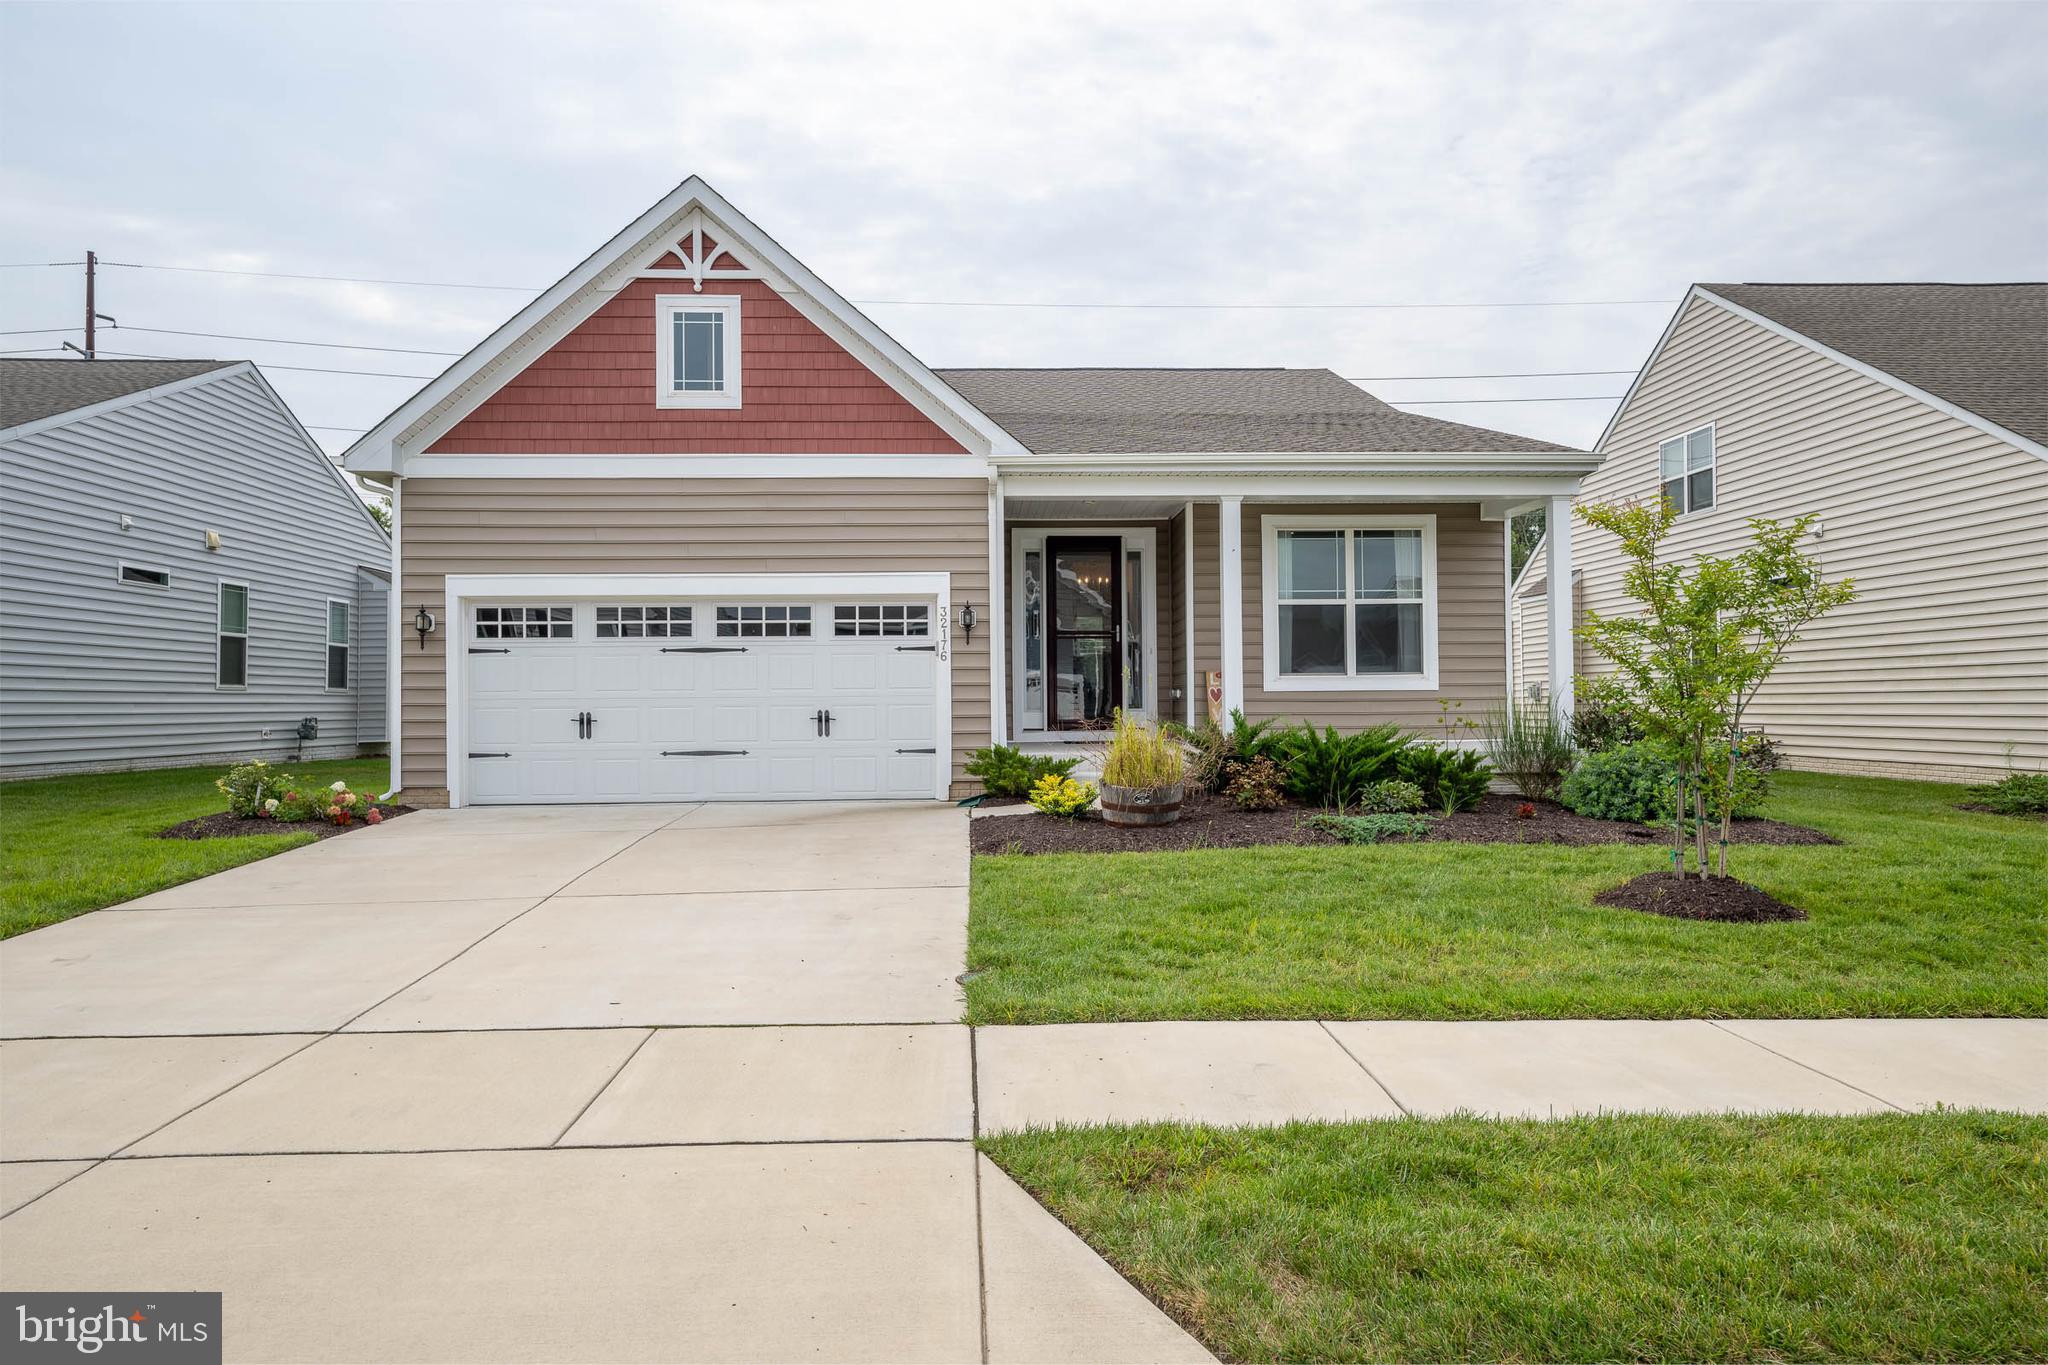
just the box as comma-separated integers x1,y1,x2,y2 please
217,582,249,688
325,600,350,691
1660,424,1715,514
654,294,742,408
1263,517,1436,689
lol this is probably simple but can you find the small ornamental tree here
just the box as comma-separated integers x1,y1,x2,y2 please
1578,500,1853,880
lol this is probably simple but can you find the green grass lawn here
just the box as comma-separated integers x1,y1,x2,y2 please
0,757,391,938
966,772,2048,1022
985,1112,2048,1363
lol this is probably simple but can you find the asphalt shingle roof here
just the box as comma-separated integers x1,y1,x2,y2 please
1702,283,2048,447
0,358,236,432
933,367,1576,454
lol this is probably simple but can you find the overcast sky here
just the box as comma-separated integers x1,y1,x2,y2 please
3,0,2043,456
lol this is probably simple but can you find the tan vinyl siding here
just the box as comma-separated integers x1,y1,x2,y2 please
1191,503,1220,705
399,478,990,795
1573,295,2048,781
1507,542,1578,704
1237,503,1508,730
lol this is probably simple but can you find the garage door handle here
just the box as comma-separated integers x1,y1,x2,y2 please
661,749,749,757
469,647,510,654
896,747,936,754
662,646,748,653
468,751,510,758
895,644,938,652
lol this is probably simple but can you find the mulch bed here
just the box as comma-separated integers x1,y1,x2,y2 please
970,791,1835,856
157,806,416,841
1594,870,1809,923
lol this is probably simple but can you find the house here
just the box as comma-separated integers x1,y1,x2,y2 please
0,359,393,778
1512,283,2048,783
341,177,1601,806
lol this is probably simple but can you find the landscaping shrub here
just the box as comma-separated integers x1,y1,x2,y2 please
1356,779,1425,814
1027,773,1097,817
1099,711,1184,790
216,760,297,817
1478,702,1576,801
1173,710,1279,794
1568,673,1643,753
1396,744,1493,815
266,778,384,826
967,744,1080,798
1307,811,1434,844
1558,743,1677,823
1272,722,1409,808
1223,756,1287,811
1964,771,2048,816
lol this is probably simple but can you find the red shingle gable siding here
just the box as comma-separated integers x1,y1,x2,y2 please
427,278,967,454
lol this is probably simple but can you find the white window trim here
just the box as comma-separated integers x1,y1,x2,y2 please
325,597,351,694
1658,420,1717,516
654,293,743,409
1260,514,1438,692
116,562,170,590
216,580,250,692
441,572,952,809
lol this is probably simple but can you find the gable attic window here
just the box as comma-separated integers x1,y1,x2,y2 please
655,294,742,409
1659,423,1715,514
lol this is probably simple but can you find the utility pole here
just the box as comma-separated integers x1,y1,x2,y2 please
84,250,96,358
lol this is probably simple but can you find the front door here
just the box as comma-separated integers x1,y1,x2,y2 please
1046,537,1121,730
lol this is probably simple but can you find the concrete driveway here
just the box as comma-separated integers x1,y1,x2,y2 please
0,802,1207,1365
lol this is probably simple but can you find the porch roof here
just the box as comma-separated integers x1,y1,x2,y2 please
936,367,1579,455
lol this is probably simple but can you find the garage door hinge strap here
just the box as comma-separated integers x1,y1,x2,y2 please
469,647,510,654
662,646,748,653
468,751,510,758
896,747,937,754
895,644,938,652
661,749,749,757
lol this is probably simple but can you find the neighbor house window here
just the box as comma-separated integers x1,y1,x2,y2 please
326,599,350,691
655,294,742,408
1262,517,1436,690
715,604,810,638
1660,424,1715,514
217,582,249,688
118,563,170,588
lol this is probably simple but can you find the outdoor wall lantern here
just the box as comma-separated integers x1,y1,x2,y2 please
958,603,977,644
413,605,437,650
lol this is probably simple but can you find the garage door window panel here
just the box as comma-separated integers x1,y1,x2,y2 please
833,603,930,637
476,606,573,640
597,605,691,639
716,604,812,638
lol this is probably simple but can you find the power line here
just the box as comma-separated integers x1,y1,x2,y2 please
0,261,84,269
1348,368,1635,381
110,325,464,357
94,258,1679,311
89,346,435,380
1389,394,1625,405
0,326,81,336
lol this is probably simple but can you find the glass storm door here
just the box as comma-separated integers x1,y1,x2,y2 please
1047,537,1122,731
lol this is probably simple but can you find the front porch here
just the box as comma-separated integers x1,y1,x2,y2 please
987,454,1596,748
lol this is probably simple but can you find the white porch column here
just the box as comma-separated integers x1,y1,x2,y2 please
1218,495,1245,720
1546,494,1575,726
988,477,1006,745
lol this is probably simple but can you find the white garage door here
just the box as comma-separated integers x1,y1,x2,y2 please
462,599,942,803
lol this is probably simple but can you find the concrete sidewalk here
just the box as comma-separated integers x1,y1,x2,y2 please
975,1017,2048,1130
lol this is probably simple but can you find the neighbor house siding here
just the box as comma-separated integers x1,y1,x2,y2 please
1570,294,2048,781
427,278,966,455
0,370,392,777
397,477,990,797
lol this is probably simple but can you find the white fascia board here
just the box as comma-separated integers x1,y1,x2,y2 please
1588,288,1700,457
989,450,1604,478
240,364,393,542
0,363,247,444
400,453,993,480
444,570,949,600
1694,287,2048,464
994,473,1592,501
343,175,1017,474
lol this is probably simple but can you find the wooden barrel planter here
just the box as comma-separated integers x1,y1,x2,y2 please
1100,782,1185,827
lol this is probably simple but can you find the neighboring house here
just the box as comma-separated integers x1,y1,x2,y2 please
1,359,393,778
342,177,1600,806
1513,283,2048,783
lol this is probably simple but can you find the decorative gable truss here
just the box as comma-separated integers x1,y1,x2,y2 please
340,177,1027,474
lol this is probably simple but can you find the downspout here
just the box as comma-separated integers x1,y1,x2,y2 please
381,476,402,801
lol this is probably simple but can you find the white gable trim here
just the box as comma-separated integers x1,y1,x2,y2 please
341,177,1021,473
1587,289,1700,457
1693,288,2048,464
